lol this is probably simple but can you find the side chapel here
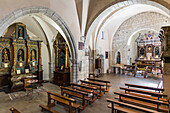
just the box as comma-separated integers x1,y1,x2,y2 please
0,23,42,91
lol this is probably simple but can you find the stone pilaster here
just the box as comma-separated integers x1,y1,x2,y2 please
72,59,78,83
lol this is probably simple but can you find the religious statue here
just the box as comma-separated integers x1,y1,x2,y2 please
2,48,9,62
155,47,159,56
18,49,23,61
31,50,36,61
117,52,121,64
18,27,23,39
60,51,65,70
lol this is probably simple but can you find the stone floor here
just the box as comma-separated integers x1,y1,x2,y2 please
0,73,162,113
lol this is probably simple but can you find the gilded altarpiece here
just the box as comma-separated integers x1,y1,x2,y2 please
53,33,70,86
0,23,42,91
135,31,162,76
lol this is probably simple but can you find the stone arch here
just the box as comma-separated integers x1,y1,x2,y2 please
87,0,170,33
0,7,78,83
86,0,170,50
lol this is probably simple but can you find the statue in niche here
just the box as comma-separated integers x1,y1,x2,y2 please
116,52,121,64
60,50,65,70
155,47,160,57
139,48,145,58
31,50,36,61
18,49,24,61
18,27,23,39
2,48,10,62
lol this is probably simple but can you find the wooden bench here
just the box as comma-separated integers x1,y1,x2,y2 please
39,104,59,113
80,80,105,96
121,91,168,102
71,83,98,102
43,91,80,113
60,86,90,110
106,98,161,113
125,83,164,93
9,107,21,113
120,87,167,99
87,78,111,93
114,92,169,112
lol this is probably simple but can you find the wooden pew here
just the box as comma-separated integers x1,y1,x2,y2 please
114,92,169,112
87,78,111,93
125,83,164,93
80,80,105,96
60,86,90,110
70,83,98,102
120,87,167,99
39,104,59,113
40,91,80,113
9,107,21,113
106,98,161,113
121,91,168,102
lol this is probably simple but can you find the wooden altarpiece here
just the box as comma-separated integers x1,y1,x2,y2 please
53,33,70,86
0,23,42,91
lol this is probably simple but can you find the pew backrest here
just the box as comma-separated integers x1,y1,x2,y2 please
125,83,164,92
106,98,161,113
120,87,167,98
87,78,110,84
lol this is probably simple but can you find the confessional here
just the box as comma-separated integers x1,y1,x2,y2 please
0,23,43,91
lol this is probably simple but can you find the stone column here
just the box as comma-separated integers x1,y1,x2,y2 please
72,59,78,83
92,50,95,73
12,39,17,68
48,62,52,81
26,41,30,67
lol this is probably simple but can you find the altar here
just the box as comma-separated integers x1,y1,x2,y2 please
53,33,70,86
0,23,43,91
135,31,162,77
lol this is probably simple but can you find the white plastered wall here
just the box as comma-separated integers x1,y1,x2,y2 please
41,43,50,80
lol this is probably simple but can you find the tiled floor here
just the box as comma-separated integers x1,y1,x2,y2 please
0,73,161,113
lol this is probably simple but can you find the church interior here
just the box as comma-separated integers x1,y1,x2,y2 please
0,0,170,113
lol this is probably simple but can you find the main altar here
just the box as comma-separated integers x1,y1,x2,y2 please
135,31,162,77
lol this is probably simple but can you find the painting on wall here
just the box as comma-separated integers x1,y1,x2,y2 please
78,42,84,50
